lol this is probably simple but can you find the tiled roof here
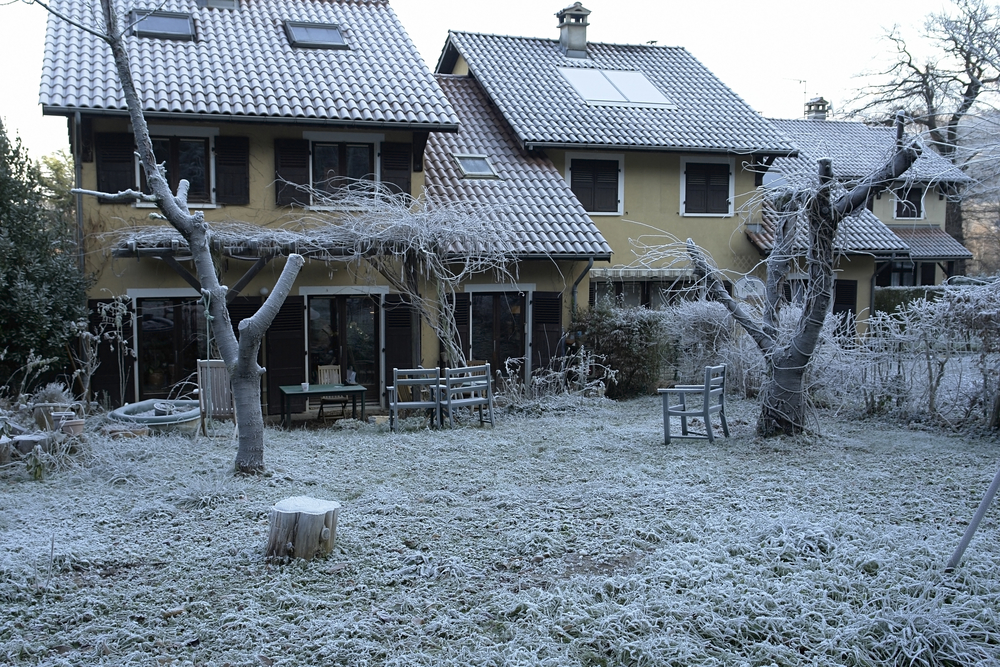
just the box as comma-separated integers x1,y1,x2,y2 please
891,225,972,260
748,202,910,256
440,32,796,154
425,75,611,259
768,118,970,185
40,0,458,129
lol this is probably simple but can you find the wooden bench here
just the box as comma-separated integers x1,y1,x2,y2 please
658,364,729,444
441,363,494,428
387,367,441,431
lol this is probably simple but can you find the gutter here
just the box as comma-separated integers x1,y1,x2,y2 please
73,111,84,275
42,107,460,133
524,140,797,158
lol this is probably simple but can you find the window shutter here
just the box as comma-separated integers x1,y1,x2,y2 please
570,159,619,213
833,279,857,316
896,187,923,218
531,292,563,372
594,161,618,212
380,143,412,196
383,295,415,395
215,136,250,205
451,292,471,364
274,139,310,206
685,163,730,214
265,296,305,414
95,133,135,204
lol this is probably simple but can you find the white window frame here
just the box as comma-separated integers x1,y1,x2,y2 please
302,131,383,210
133,125,219,209
564,152,625,216
893,185,926,220
680,156,735,217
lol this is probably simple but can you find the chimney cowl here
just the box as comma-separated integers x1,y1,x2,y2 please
805,96,830,120
556,2,591,59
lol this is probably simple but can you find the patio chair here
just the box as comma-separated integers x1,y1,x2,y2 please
387,367,441,431
316,364,349,422
658,363,729,444
441,363,494,428
197,359,234,436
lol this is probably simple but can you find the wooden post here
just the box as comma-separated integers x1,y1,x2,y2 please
264,496,340,561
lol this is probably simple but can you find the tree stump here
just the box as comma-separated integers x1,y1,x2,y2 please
264,496,340,561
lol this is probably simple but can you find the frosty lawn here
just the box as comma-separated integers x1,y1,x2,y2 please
2,397,999,666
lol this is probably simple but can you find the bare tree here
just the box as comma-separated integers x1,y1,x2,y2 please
688,115,920,436
850,0,1000,271
35,0,304,473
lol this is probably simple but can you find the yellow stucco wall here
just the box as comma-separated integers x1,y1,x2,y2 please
547,149,765,280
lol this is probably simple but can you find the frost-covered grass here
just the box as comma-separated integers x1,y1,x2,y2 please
2,397,999,666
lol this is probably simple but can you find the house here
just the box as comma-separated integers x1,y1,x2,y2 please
431,2,797,311
762,99,973,298
40,0,472,413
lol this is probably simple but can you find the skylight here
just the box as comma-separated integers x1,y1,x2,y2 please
131,10,196,40
558,68,674,108
453,154,498,179
204,0,238,7
285,21,347,49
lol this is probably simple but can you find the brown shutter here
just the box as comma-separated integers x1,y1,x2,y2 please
265,296,306,415
594,161,619,212
95,133,135,204
215,136,250,205
833,279,857,316
570,159,619,213
383,295,415,395
531,292,563,372
380,143,412,196
685,163,730,214
274,139,310,206
451,292,471,365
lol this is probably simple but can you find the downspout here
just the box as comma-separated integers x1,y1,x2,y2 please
571,257,594,316
74,111,84,275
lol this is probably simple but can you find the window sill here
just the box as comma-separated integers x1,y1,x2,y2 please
585,210,623,216
135,202,219,209
682,212,732,218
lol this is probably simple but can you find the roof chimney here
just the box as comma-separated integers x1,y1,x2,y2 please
805,96,829,120
556,2,591,58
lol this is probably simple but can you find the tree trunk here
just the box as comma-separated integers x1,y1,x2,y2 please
265,496,341,561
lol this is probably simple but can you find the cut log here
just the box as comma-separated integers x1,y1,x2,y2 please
264,496,340,561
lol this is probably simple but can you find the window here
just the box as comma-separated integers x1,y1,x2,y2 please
285,21,347,49
558,68,674,107
131,10,195,40
274,134,404,206
895,185,924,219
453,154,498,179
682,159,733,216
203,0,237,7
94,130,249,207
566,154,623,214
144,137,211,202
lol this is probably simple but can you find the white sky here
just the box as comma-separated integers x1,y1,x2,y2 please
1,0,949,160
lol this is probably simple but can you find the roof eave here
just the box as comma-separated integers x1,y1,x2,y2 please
524,140,797,157
41,106,460,133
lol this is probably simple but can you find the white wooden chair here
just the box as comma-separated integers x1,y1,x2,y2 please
441,363,494,428
658,364,729,444
316,364,349,421
197,359,234,436
387,367,441,431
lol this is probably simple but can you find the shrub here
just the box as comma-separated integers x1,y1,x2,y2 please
573,298,672,398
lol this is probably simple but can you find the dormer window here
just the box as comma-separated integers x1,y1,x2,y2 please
285,21,347,49
131,10,195,41
454,154,498,179
558,68,674,108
